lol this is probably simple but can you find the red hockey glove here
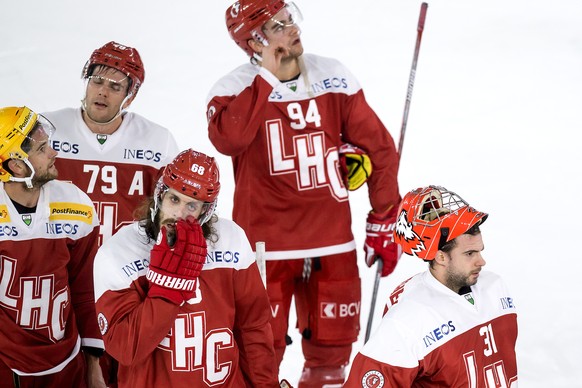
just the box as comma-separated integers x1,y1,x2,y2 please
147,217,207,305
364,206,402,277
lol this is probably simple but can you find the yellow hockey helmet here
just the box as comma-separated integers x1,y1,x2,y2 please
0,106,55,186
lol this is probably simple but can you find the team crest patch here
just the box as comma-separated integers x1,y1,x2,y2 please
98,313,109,335
21,214,32,226
49,202,93,224
286,81,297,92
362,370,384,388
96,134,107,145
0,205,10,223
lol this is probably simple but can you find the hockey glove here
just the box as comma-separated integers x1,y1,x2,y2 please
147,217,207,305
339,143,372,191
364,206,402,277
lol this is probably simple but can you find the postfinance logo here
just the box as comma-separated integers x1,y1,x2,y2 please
0,205,10,223
49,202,93,224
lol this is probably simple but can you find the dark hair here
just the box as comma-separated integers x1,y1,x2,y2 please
134,196,219,244
439,223,482,254
425,223,482,266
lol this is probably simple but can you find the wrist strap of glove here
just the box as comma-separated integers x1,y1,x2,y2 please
146,268,196,292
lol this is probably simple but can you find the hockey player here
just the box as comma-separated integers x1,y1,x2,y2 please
206,1,401,386
0,106,105,387
93,149,281,387
344,186,518,387
43,41,179,246
43,41,179,385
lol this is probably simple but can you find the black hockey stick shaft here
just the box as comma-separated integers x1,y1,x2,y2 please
365,2,428,344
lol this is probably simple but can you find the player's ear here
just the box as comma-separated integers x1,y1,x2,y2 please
7,159,25,178
247,39,263,55
434,251,447,265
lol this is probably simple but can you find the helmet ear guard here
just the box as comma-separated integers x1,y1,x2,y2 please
394,186,488,260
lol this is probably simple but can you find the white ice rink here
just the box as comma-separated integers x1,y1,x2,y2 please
2,0,581,386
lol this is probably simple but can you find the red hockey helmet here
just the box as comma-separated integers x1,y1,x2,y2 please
154,149,221,225
163,149,220,202
81,41,145,97
393,186,488,260
225,0,286,58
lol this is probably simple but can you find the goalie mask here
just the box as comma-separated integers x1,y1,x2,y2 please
153,149,221,225
226,0,302,63
0,106,56,188
393,185,488,260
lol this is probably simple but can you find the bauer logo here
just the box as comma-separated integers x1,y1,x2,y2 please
49,202,93,224
123,149,162,162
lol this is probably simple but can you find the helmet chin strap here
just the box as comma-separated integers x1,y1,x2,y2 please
81,93,132,127
10,159,36,189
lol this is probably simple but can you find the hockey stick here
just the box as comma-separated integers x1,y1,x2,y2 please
256,241,267,288
365,2,429,344
398,2,429,159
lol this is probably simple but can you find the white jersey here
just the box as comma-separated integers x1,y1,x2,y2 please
43,107,179,245
93,218,278,387
344,270,518,387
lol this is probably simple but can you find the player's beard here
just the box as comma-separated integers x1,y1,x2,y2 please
444,267,480,292
157,211,178,244
26,164,58,189
31,170,57,188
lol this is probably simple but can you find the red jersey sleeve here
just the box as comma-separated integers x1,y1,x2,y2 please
232,262,278,387
344,352,418,387
96,279,180,366
68,221,104,349
208,70,276,156
342,90,401,212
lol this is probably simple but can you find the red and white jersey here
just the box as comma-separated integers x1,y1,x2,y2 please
94,218,279,388
44,107,179,245
0,180,102,375
344,271,518,387
207,54,400,260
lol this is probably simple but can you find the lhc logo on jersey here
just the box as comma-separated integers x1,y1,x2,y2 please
159,311,233,385
361,370,384,388
265,117,348,201
395,210,425,254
